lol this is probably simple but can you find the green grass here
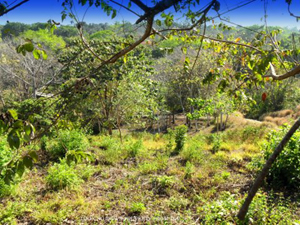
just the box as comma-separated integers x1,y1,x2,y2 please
0,125,299,224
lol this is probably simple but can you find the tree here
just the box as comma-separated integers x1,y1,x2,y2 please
22,29,66,51
58,38,159,136
0,40,59,100
1,22,30,39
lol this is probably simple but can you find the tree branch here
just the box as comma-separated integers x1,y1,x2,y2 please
0,0,30,17
288,4,300,19
202,35,263,53
77,25,105,62
156,0,217,33
99,15,154,66
131,0,149,12
109,0,141,17
136,0,183,24
264,62,300,80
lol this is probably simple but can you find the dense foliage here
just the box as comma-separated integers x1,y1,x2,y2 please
262,126,300,188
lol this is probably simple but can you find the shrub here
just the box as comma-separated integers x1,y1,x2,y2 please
184,161,195,179
75,163,96,181
128,202,146,215
0,201,27,224
181,144,203,165
0,137,11,169
165,128,175,153
46,160,83,190
242,125,266,142
15,98,56,131
167,196,189,211
94,135,123,165
261,126,300,188
197,191,295,224
211,134,222,154
139,162,158,175
45,129,89,160
126,139,143,158
173,125,188,155
0,138,15,196
0,179,12,198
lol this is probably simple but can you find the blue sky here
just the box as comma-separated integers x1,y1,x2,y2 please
0,0,299,28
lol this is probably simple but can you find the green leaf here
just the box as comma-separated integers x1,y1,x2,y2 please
112,9,117,19
0,120,7,134
25,125,32,136
23,156,33,169
29,151,38,162
7,131,20,149
50,24,57,34
12,120,23,129
4,170,13,185
33,49,41,59
23,42,34,52
61,12,67,21
16,45,22,53
17,161,25,177
41,50,48,60
8,109,18,120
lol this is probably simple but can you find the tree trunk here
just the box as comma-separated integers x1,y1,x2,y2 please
207,114,210,127
224,114,229,130
220,112,223,130
32,75,37,99
237,117,300,220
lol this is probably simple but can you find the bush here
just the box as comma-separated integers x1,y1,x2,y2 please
197,191,295,224
184,161,195,179
181,143,203,165
242,125,266,142
167,196,189,211
0,137,11,169
173,125,188,155
14,98,56,131
0,179,12,198
45,129,89,160
210,134,222,154
261,125,300,188
128,202,146,215
75,163,96,181
126,139,143,158
93,135,123,165
46,160,83,190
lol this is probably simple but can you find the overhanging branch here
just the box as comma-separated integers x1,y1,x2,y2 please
202,35,262,53
264,62,300,80
131,0,150,12
99,15,154,66
0,0,30,17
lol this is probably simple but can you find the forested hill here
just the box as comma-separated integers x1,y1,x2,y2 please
1,21,299,49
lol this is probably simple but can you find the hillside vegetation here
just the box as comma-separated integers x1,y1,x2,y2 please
0,16,300,224
0,121,299,224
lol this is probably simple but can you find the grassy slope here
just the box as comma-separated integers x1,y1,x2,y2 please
0,123,299,224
